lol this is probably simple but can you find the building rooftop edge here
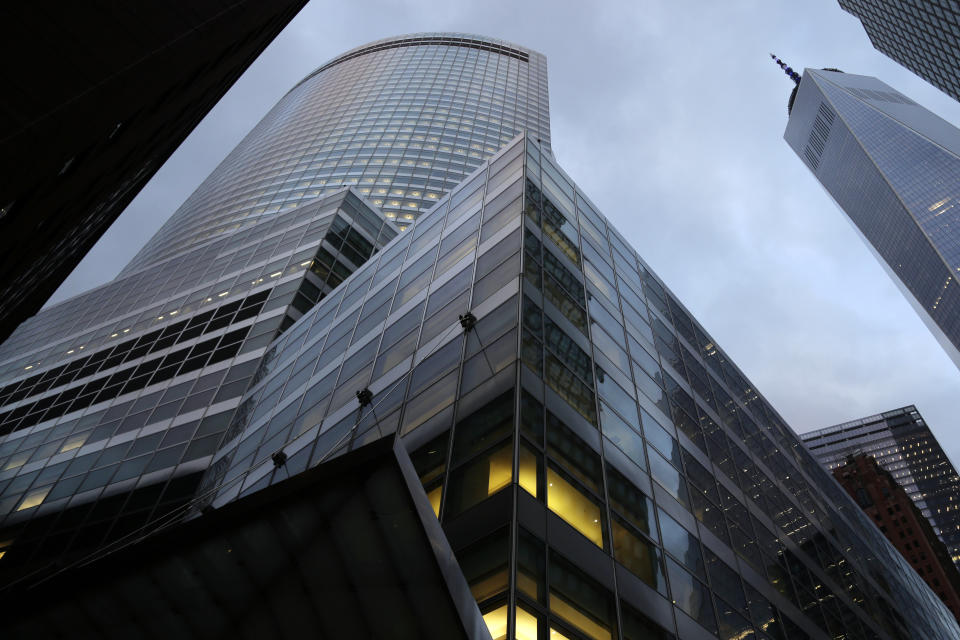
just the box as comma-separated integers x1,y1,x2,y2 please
289,32,544,95
801,405,919,439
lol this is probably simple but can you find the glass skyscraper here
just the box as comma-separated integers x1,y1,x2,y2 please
838,0,960,103
802,406,960,571
784,67,960,369
0,33,546,568
1,34,959,640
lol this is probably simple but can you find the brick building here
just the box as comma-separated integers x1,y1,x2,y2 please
834,454,960,622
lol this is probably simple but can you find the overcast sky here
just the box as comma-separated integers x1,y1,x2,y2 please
46,1,960,462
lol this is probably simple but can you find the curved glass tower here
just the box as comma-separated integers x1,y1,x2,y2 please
126,33,550,272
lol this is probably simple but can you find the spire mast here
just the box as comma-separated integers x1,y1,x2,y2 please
770,53,801,85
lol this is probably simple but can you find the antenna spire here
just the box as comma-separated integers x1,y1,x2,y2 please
770,53,801,85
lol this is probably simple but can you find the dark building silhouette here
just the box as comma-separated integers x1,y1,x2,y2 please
833,454,960,622
839,0,960,103
0,0,308,343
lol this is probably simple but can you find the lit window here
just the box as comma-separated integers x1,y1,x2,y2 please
17,486,51,511
483,606,508,640
427,486,442,517
60,433,88,453
547,467,604,547
519,445,540,498
516,607,539,640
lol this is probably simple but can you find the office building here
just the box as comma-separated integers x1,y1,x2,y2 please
839,0,960,103
0,0,309,343
2,35,959,640
0,32,545,573
832,453,960,622
803,406,960,570
783,67,960,369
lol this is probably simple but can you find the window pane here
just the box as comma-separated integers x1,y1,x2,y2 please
648,447,688,506
515,606,540,640
612,516,667,595
666,558,717,634
547,465,604,547
599,402,646,470
519,442,541,498
549,553,615,640
606,467,657,539
457,529,509,603
445,442,513,518
546,410,602,493
482,605,508,640
518,528,546,603
659,509,706,579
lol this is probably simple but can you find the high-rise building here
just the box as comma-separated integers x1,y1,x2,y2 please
830,453,960,622
0,0,309,343
838,0,960,103
802,406,960,571
0,32,545,573
783,67,960,369
1,34,959,639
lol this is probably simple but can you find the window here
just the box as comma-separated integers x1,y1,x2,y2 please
547,465,605,548
549,553,616,640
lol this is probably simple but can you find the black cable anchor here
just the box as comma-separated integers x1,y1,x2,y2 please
271,450,288,468
356,387,373,406
459,312,477,333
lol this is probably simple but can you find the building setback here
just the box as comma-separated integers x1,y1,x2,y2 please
831,453,960,623
0,0,309,343
0,35,958,639
802,406,960,572
784,67,960,369
838,0,960,103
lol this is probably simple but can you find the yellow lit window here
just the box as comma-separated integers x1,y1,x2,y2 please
547,467,604,547
3,452,29,471
519,445,539,498
487,446,513,495
483,605,508,640
516,607,539,640
427,485,442,518
17,486,51,511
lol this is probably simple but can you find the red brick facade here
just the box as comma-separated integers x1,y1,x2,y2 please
834,454,960,622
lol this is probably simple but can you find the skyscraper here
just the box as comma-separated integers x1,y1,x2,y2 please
0,32,546,569
1,34,959,639
802,406,960,571
0,0,309,343
838,0,960,103
783,67,960,368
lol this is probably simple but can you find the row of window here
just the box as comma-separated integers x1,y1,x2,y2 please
0,199,370,380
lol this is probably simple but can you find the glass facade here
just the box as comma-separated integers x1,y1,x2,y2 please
125,33,550,271
1,33,958,640
839,0,960,104
0,189,397,565
802,406,960,571
203,135,958,639
785,68,960,369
